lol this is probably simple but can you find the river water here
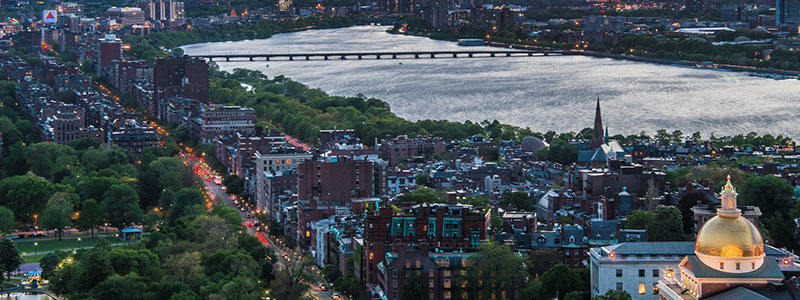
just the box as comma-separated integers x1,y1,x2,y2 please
183,26,800,138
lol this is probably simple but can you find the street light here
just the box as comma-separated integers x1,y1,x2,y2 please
34,242,38,255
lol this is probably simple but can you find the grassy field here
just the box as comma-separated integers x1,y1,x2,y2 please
15,237,116,255
22,253,48,264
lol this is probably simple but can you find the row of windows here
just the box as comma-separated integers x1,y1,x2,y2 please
614,282,659,295
616,268,665,278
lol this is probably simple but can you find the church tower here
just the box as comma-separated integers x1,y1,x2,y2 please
590,97,604,150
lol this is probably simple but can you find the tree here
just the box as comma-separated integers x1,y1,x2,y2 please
624,210,654,230
169,188,205,223
91,273,154,300
397,188,442,204
194,215,238,251
108,248,162,279
540,264,583,298
0,238,22,280
740,175,794,219
593,289,633,300
40,250,70,279
678,190,707,234
649,206,684,241
40,192,75,240
527,249,564,276
401,271,425,300
0,174,55,223
461,241,528,300
222,175,245,195
501,191,532,211
0,206,15,234
23,142,78,180
416,173,431,187
270,255,311,300
101,184,144,231
77,199,103,238
655,129,671,145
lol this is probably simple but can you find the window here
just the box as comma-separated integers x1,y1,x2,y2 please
393,279,397,288
653,282,659,294
429,271,434,278
406,260,410,268
720,262,724,270
653,269,659,277
639,269,645,277
616,269,622,277
429,279,434,288
444,270,451,277
393,270,398,278
429,291,434,300
616,282,623,292
638,282,646,295
752,262,756,269
444,279,451,288
416,259,421,268
444,291,451,299
736,263,740,270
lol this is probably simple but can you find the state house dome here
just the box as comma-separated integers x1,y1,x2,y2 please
695,215,764,257
694,176,766,273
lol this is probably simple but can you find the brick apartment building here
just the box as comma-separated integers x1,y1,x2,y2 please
297,158,375,250
380,135,446,166
97,34,121,76
363,194,489,300
153,56,208,119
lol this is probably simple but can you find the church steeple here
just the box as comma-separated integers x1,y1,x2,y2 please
590,96,604,150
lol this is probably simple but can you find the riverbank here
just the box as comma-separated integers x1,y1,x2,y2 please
186,26,800,139
389,29,800,78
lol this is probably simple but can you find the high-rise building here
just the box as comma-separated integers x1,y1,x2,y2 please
153,56,209,119
777,0,800,24
97,34,122,76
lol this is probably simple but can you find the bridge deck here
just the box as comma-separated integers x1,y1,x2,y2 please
189,49,571,62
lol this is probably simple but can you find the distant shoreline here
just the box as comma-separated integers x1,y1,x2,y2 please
390,29,800,78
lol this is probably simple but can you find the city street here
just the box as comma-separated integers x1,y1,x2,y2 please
181,150,337,300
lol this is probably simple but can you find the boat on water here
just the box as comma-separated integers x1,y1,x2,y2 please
457,38,484,46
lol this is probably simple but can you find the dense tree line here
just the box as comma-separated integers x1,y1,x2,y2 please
124,16,356,62
208,68,539,145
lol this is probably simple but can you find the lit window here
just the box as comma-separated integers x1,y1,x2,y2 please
638,282,645,294
305,231,310,237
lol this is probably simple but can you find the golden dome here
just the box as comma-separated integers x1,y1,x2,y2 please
695,215,764,258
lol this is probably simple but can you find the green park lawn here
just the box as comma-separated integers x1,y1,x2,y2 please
15,237,115,256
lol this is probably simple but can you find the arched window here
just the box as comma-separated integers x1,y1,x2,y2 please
736,263,740,270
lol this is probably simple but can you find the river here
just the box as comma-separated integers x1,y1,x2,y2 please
182,26,800,138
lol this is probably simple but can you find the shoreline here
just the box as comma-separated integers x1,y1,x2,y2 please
391,30,800,78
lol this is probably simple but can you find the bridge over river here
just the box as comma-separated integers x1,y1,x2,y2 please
190,49,573,62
